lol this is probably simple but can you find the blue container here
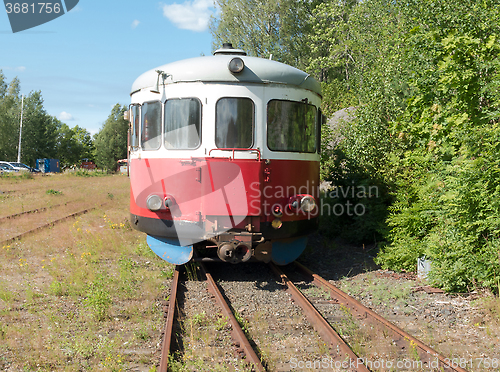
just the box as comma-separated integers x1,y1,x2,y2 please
36,159,60,173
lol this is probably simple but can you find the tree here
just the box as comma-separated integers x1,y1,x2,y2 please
0,73,97,170
55,124,95,168
20,91,58,167
93,104,128,171
55,123,80,168
210,0,318,69
306,0,359,113
73,126,95,161
0,74,22,161
375,0,500,291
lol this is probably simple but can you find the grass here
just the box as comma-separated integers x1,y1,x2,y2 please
340,273,413,311
0,173,174,371
0,171,33,180
46,188,63,195
301,285,332,300
168,309,254,372
481,296,500,324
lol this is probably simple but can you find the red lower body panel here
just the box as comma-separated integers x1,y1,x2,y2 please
130,157,319,242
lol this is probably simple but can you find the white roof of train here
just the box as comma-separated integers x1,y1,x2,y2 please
131,49,322,96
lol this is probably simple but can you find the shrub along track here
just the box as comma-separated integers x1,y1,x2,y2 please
160,261,470,372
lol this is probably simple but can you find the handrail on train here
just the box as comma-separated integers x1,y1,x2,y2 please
208,148,261,161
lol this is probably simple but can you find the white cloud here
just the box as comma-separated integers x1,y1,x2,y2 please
161,0,214,32
58,111,74,121
0,66,26,72
131,20,140,29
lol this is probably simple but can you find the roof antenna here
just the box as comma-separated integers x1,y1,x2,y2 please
151,70,170,94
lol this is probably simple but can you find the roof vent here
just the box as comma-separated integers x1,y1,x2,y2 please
214,42,247,56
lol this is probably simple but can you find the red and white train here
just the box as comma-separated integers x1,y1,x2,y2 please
127,43,322,265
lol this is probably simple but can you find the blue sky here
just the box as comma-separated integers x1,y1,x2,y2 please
0,0,216,135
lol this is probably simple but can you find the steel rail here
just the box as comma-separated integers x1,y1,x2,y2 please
294,262,469,372
198,262,266,372
159,265,181,372
269,262,370,372
0,201,74,223
0,206,99,246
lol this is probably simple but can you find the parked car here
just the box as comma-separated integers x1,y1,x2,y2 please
9,162,40,172
0,163,18,173
0,161,38,172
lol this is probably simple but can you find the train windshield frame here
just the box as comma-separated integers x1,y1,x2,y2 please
215,97,254,149
141,101,162,151
164,98,202,150
266,99,317,153
130,104,140,149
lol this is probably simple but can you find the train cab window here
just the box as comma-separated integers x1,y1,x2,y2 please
164,98,201,149
215,97,254,148
267,100,317,153
130,105,140,149
141,101,161,150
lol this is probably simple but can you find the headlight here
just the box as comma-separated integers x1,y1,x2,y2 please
228,57,245,73
300,196,316,213
146,195,163,211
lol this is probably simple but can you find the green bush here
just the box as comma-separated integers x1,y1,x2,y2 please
84,275,111,321
376,0,500,292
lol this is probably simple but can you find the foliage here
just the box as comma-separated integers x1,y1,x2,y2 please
73,169,108,177
210,0,320,69
93,104,129,172
20,91,59,167
316,0,408,243
84,275,112,321
309,0,500,292
212,0,500,292
46,189,63,195
0,171,33,180
55,123,95,168
375,0,500,292
0,72,94,169
0,74,21,161
306,0,359,112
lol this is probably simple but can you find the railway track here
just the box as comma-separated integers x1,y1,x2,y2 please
274,262,469,372
0,203,107,246
0,201,74,223
159,263,266,372
159,262,469,372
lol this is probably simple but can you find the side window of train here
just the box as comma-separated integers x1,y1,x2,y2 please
215,97,254,149
164,98,201,149
267,100,317,153
130,105,140,149
141,101,161,150
317,109,325,153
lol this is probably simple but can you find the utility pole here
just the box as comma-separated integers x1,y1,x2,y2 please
17,94,24,163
